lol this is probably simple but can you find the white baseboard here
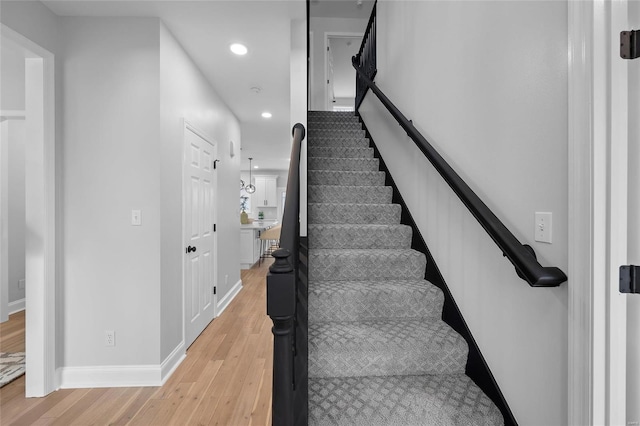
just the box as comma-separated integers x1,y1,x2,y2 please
8,298,25,314
59,341,186,389
217,279,242,316
160,341,186,385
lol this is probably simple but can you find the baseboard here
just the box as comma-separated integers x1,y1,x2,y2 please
8,298,25,314
59,341,186,389
217,279,242,316
160,340,186,385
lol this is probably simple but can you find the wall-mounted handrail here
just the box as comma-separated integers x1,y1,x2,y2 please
352,60,567,287
266,123,305,426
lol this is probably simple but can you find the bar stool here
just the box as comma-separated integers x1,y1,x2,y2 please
259,225,281,264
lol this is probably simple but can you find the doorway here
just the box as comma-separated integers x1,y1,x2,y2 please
324,33,363,111
183,121,218,349
0,24,56,397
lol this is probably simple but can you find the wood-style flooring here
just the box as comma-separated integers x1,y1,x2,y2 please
0,260,274,425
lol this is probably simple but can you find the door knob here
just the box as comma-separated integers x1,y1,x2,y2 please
186,245,197,253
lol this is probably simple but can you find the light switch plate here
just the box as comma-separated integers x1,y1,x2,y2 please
534,212,552,243
131,210,142,226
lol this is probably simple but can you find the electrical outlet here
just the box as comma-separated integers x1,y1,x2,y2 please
225,275,229,286
18,279,25,289
105,330,115,347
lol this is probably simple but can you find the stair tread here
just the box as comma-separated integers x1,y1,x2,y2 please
308,374,504,426
308,279,444,322
308,319,468,377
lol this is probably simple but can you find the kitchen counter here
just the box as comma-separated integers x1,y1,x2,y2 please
240,220,279,230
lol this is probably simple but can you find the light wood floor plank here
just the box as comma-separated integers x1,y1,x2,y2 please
0,259,274,425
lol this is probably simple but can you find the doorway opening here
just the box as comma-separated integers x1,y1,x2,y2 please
325,33,363,112
0,24,56,397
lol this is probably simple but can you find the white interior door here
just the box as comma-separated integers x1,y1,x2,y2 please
183,123,217,348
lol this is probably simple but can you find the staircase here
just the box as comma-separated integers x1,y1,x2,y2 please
306,111,504,426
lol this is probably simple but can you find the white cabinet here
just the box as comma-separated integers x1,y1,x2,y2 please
253,175,278,208
240,229,261,268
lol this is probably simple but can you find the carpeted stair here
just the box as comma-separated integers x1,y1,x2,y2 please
306,111,504,426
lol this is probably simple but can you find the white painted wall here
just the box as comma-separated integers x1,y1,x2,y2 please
358,2,568,425
7,119,26,305
1,45,25,111
159,24,241,360
627,1,640,422
1,42,27,307
309,17,367,111
291,18,307,236
61,17,162,367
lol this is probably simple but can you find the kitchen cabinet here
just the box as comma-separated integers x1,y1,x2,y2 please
253,175,278,208
240,229,262,268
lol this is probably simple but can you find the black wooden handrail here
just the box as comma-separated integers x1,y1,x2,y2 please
352,60,567,287
266,123,305,426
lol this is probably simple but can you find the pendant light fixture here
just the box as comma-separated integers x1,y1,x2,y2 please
245,158,256,194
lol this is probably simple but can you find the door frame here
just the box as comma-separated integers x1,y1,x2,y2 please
568,1,628,424
0,24,57,397
182,119,218,348
323,32,363,111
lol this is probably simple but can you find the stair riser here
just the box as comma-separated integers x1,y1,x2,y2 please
308,147,374,159
309,157,379,172
310,129,366,138
308,138,370,148
308,186,393,204
308,225,412,249
308,122,363,131
309,203,401,225
308,251,426,281
308,282,444,322
308,171,386,187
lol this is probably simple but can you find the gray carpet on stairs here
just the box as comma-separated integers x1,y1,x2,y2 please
306,111,504,426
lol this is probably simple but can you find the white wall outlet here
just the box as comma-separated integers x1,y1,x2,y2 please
18,279,25,289
534,212,552,244
105,330,115,346
131,210,141,226
225,274,229,286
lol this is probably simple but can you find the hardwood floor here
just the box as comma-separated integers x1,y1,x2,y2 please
0,310,25,353
0,261,274,425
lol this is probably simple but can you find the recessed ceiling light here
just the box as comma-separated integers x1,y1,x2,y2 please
230,43,248,55
261,112,272,118
254,165,259,169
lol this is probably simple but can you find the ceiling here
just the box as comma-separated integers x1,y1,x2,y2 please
41,0,373,171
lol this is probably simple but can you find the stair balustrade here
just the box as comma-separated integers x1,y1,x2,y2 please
266,123,307,426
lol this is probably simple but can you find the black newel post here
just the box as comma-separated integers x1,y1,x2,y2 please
267,248,296,426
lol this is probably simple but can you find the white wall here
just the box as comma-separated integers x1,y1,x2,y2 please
358,2,568,424
1,45,25,110
291,18,307,235
0,42,27,306
7,119,25,305
61,17,162,367
159,24,241,360
309,17,367,111
627,1,640,422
